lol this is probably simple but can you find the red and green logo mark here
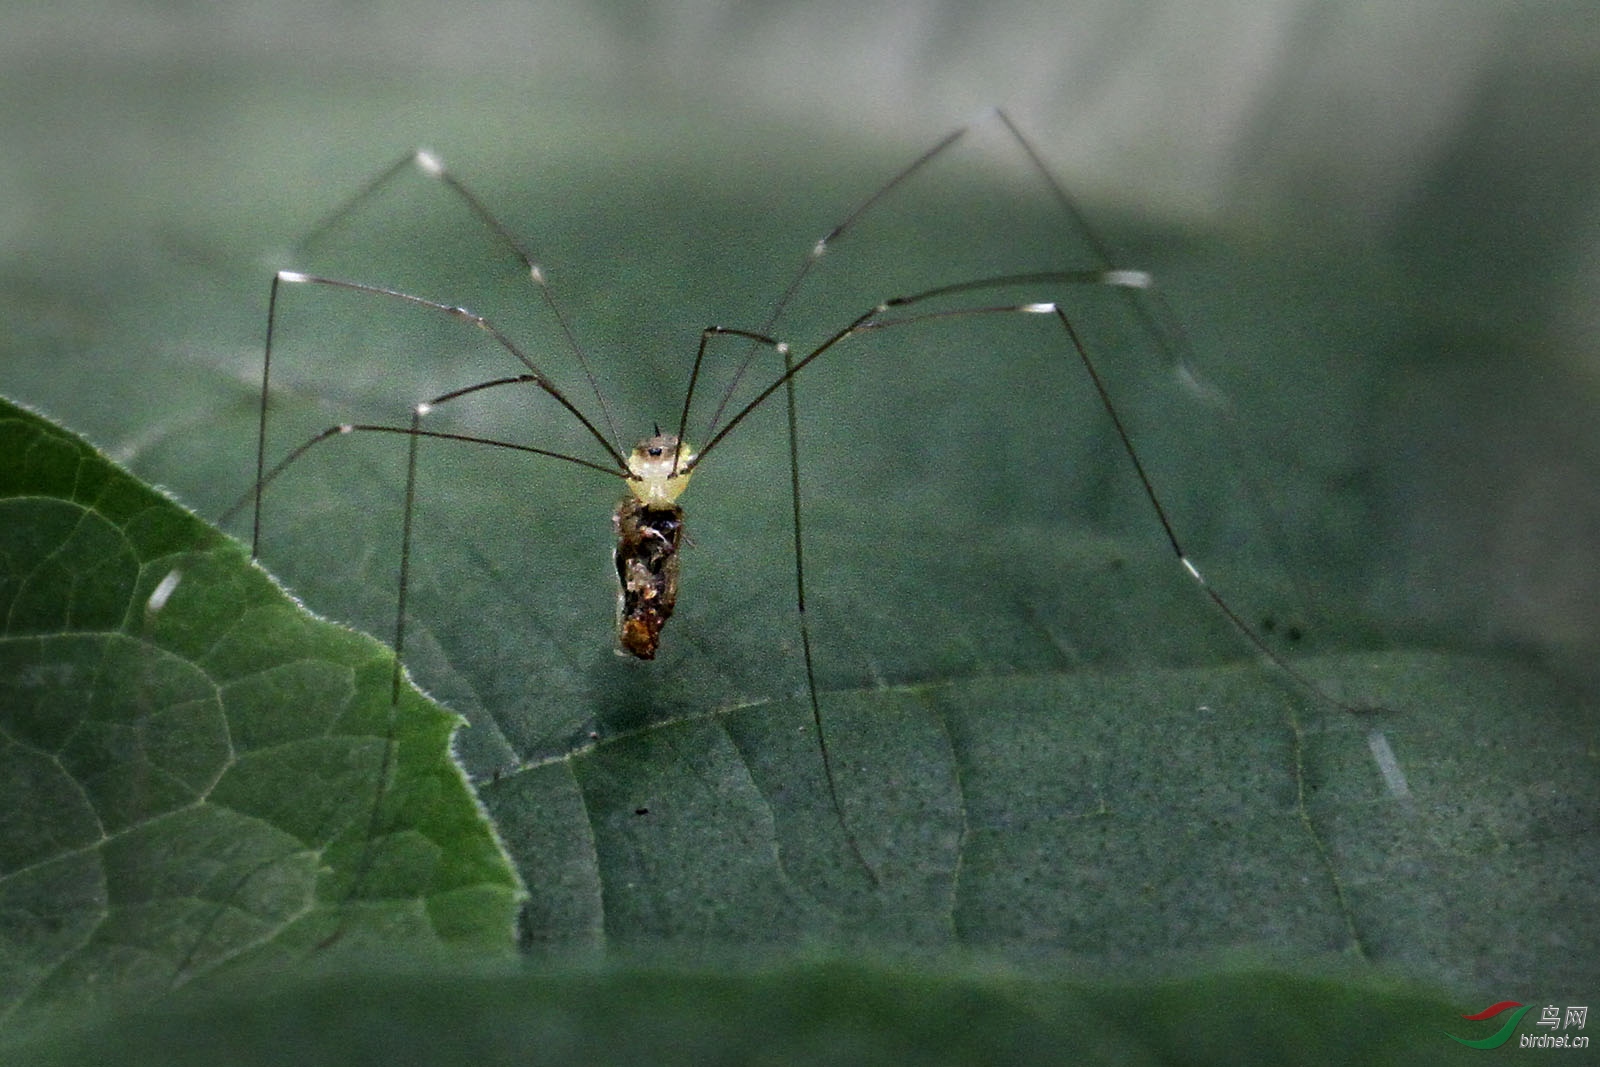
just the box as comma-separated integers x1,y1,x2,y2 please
1445,1001,1532,1049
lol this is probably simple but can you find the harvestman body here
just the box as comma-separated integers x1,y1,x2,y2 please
235,111,1362,885
613,432,694,659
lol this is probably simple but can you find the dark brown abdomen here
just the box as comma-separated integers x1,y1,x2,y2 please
613,496,685,659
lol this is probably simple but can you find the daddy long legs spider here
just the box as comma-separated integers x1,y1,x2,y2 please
237,110,1373,931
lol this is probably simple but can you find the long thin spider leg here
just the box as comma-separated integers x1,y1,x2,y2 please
662,317,890,883
1041,302,1357,713
780,339,879,885
299,149,625,454
670,325,782,475
231,411,624,544
299,151,419,249
701,127,971,439
694,270,1143,464
270,271,622,462
393,405,422,699
991,110,1341,635
989,110,1119,270
332,405,427,935
311,404,446,944
878,270,1150,308
255,270,629,555
233,371,627,550
660,320,880,879
988,109,1204,377
349,404,438,917
730,290,1363,716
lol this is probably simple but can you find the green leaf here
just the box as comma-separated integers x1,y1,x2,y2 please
0,397,522,1028
4,90,1596,1048
139,119,1589,996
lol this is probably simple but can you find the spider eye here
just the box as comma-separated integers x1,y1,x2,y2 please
647,446,663,457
